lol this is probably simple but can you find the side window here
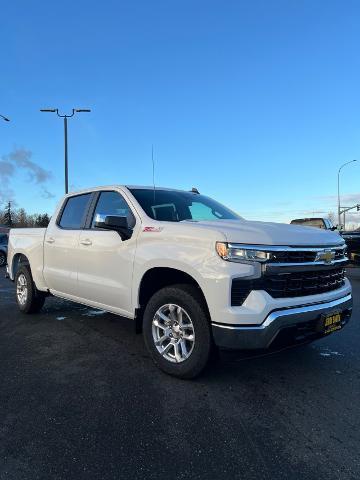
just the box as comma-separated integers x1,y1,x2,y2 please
59,193,92,229
91,191,135,228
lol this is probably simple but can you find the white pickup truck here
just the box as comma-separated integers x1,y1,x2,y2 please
7,186,353,378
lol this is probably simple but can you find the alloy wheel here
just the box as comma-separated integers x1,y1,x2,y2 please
17,273,28,306
152,303,195,363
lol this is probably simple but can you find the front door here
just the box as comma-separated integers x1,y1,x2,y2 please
76,190,139,317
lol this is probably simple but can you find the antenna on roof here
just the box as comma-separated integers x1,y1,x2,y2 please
152,144,156,203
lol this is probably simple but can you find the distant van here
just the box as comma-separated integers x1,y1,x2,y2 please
290,217,336,231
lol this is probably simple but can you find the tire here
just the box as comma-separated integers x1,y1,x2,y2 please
15,265,46,314
0,251,6,267
143,284,213,379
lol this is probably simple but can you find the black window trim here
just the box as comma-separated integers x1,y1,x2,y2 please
56,192,95,230
85,190,137,231
84,192,101,229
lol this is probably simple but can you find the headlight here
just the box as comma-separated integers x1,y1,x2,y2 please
216,242,270,263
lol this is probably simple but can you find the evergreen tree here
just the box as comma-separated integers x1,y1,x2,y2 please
4,201,13,227
35,213,50,227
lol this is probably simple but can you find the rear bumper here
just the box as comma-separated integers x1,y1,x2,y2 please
212,294,353,350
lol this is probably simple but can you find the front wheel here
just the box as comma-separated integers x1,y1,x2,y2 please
15,265,46,314
143,284,213,379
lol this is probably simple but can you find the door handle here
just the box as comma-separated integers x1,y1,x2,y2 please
46,237,55,244
80,239,92,246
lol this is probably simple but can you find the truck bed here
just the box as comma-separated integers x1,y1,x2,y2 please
7,228,47,284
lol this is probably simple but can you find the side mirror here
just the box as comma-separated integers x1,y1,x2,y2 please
94,215,129,232
94,215,132,240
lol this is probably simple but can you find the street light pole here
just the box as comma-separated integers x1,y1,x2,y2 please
64,116,68,195
40,108,91,194
337,159,357,228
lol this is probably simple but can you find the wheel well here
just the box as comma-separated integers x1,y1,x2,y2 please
12,253,30,277
136,267,209,333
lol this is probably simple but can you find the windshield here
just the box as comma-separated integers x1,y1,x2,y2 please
128,189,241,222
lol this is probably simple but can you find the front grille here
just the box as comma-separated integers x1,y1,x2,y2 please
269,251,316,263
231,267,346,306
262,267,345,298
335,249,346,260
269,247,346,264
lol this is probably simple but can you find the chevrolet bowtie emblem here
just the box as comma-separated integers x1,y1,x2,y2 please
316,249,335,264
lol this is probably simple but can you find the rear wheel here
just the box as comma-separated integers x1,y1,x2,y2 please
15,265,46,314
143,284,212,379
0,251,6,267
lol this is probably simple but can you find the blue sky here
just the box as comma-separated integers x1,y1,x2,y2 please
1,0,360,224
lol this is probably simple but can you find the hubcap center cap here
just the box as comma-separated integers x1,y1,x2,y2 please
171,324,181,338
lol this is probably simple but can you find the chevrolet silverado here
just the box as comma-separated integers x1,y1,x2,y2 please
7,186,353,378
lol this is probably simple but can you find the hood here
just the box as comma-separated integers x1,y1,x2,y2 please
184,219,344,246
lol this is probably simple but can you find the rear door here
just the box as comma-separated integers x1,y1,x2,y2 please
76,190,139,316
43,193,93,296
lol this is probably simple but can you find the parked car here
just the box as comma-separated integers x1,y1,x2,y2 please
290,217,337,230
340,231,360,264
289,217,360,262
0,234,8,267
6,186,352,378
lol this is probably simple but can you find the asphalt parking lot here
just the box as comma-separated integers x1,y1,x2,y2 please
0,269,359,480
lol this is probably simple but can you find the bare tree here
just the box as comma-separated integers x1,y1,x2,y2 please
328,212,336,225
17,208,27,227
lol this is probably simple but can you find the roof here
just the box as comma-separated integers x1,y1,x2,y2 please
126,185,200,194
64,185,197,197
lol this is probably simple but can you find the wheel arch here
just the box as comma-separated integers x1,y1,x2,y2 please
135,267,210,333
11,253,31,278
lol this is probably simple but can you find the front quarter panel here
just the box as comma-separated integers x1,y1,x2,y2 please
132,223,256,318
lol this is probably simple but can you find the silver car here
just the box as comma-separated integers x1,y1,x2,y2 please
0,234,8,267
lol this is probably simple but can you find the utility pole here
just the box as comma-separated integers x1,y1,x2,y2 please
40,108,91,194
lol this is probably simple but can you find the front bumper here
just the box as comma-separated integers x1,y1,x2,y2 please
212,293,353,350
